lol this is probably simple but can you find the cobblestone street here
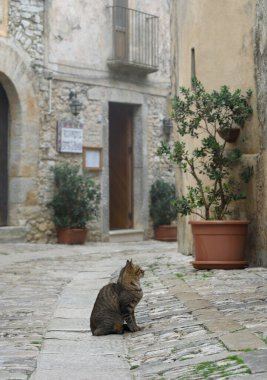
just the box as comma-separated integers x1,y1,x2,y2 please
0,241,266,379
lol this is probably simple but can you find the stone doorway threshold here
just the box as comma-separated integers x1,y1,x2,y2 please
0,226,27,243
109,229,144,242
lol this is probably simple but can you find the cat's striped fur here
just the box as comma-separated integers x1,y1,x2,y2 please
90,259,144,336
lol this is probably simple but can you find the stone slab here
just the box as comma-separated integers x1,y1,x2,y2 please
0,226,27,243
220,331,266,350
0,371,27,380
192,308,223,320
53,308,91,318
48,318,89,332
204,318,243,333
240,350,267,373
231,374,267,380
45,331,90,340
37,352,129,370
182,298,212,310
55,296,92,308
176,292,204,301
167,282,193,294
30,368,132,380
42,336,128,355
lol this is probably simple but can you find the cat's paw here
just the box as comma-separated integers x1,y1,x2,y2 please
131,325,143,332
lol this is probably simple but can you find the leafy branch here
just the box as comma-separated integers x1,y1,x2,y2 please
158,78,253,220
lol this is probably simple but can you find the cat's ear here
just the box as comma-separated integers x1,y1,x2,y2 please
126,259,133,267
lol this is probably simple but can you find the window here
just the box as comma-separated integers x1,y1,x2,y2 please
114,0,128,30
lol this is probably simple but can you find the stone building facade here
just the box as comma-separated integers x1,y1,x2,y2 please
171,0,267,266
0,0,173,242
2,0,267,266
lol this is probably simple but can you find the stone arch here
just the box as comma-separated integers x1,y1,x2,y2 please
0,39,40,226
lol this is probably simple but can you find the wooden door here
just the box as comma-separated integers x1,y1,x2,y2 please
0,84,8,226
109,103,133,229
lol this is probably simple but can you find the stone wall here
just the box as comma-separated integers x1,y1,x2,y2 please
33,81,173,243
27,79,106,243
9,0,44,69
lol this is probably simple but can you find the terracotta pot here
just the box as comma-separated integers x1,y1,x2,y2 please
189,220,249,269
154,225,177,241
56,228,87,245
218,128,240,143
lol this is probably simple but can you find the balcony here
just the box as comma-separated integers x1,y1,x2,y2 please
107,6,159,74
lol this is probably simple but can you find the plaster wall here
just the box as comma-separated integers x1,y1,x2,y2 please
46,0,170,85
46,0,111,71
173,0,260,262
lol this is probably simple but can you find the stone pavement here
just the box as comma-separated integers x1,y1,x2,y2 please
0,241,266,380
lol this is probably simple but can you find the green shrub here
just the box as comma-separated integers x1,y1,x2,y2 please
48,163,100,228
149,179,177,227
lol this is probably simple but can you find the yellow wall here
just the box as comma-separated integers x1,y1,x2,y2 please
172,0,260,260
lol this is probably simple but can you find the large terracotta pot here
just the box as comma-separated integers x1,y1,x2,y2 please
218,128,240,143
189,220,249,270
56,228,87,244
154,225,177,241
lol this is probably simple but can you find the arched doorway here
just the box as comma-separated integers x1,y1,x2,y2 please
0,84,8,225
0,40,40,229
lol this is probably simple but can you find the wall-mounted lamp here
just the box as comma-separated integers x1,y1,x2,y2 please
163,118,173,136
69,90,82,116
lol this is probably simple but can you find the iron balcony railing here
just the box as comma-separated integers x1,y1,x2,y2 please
108,6,159,73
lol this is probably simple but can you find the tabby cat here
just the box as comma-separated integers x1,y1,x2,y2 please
90,259,144,336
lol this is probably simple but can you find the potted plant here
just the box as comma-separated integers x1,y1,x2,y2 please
158,78,253,269
149,179,177,241
48,162,101,244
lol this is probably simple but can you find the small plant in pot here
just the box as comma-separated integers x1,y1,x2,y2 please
149,179,177,241
158,78,253,269
48,162,101,244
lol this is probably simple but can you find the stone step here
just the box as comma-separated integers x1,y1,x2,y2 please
109,229,144,242
0,226,27,243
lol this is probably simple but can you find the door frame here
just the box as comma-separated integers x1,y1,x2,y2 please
0,84,9,226
101,92,146,240
109,102,133,230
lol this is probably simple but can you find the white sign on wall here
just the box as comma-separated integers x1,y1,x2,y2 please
83,146,103,171
57,121,83,153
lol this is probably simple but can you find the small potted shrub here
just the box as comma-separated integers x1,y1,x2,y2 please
48,162,101,244
149,179,177,241
158,78,253,268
